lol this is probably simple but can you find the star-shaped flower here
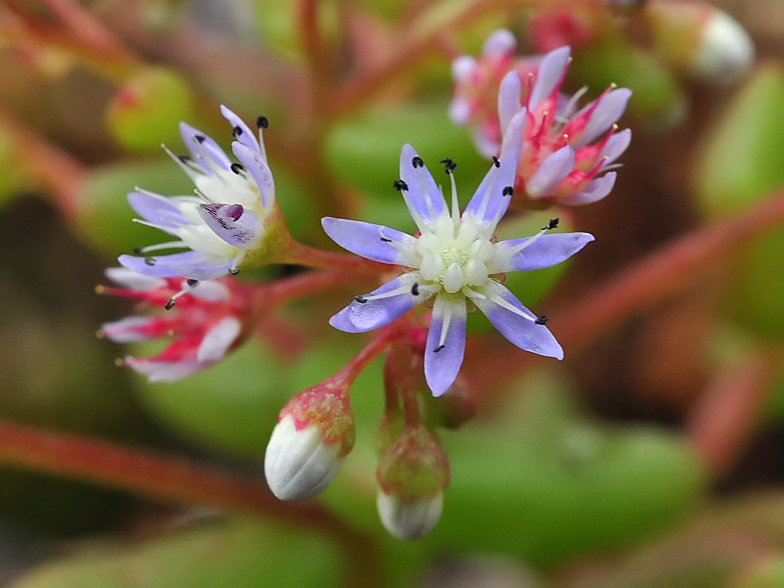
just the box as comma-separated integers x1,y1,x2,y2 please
322,112,594,396
118,106,278,281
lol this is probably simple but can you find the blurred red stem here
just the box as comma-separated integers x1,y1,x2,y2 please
687,349,783,479
467,189,784,391
0,419,381,587
339,319,409,384
282,239,390,274
0,107,86,217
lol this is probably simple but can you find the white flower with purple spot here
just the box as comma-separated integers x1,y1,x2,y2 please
322,111,594,396
118,105,277,281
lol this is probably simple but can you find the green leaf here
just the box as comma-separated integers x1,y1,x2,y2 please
11,518,345,588
695,65,784,218
132,341,293,458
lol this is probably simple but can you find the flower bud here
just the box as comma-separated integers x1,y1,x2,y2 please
645,0,754,82
264,378,355,501
376,425,450,540
376,491,443,541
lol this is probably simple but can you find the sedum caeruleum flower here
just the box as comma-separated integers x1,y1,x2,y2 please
118,105,280,281
497,43,632,207
322,111,594,396
97,267,251,382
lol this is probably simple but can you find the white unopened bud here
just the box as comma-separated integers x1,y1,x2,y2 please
377,491,443,541
264,376,356,501
645,0,754,83
693,10,754,82
264,415,344,501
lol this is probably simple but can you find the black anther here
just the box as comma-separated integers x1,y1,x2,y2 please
228,267,240,275
535,315,549,325
257,116,269,129
144,257,156,266
412,156,424,168
380,237,392,243
440,158,457,174
230,162,245,174
434,344,445,353
194,135,206,144
178,154,192,163
393,179,409,192
186,279,199,287
491,156,500,168
543,218,559,231
502,186,514,196
133,247,144,255
232,126,243,137
165,299,176,310
411,283,420,296
354,295,368,304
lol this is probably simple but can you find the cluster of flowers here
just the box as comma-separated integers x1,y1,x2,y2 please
100,33,630,540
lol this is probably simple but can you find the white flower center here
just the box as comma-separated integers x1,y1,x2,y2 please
413,213,495,295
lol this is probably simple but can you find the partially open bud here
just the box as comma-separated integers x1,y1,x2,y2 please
376,425,450,540
264,377,355,501
645,0,754,83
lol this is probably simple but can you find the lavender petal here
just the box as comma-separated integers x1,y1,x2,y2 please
399,144,446,226
526,145,575,198
196,317,242,362
198,203,262,248
119,251,231,281
127,191,191,230
573,88,632,148
232,142,275,211
560,172,616,206
220,105,260,152
179,122,231,171
104,267,166,290
493,232,595,272
601,129,632,165
124,357,205,383
424,297,467,397
329,275,422,333
529,46,571,111
498,70,522,134
464,110,525,227
321,217,415,265
475,282,563,359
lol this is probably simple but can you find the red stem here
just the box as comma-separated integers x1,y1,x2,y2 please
687,349,783,478
338,320,410,384
282,240,390,275
466,189,784,392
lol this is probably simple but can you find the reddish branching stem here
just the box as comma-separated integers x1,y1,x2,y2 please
338,319,410,384
687,349,783,479
282,240,390,275
466,189,784,395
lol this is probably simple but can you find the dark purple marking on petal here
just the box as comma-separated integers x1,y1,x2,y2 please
198,203,262,248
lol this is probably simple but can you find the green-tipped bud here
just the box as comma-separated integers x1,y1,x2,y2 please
376,425,450,540
645,0,754,83
106,67,196,152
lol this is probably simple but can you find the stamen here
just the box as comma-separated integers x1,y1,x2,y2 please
487,290,537,322
393,179,408,191
400,191,429,234
411,156,424,168
133,241,188,254
506,217,560,257
257,116,269,129
178,154,192,163
232,126,243,137
355,295,367,303
228,250,245,275
163,145,201,183
230,163,245,174
436,303,454,350
380,237,392,243
228,267,240,275
356,281,417,304
165,279,198,309
535,315,548,325
411,283,420,296
503,186,514,196
449,170,460,225
194,135,206,144
144,257,156,266
491,156,500,168
439,158,457,174
543,218,559,231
